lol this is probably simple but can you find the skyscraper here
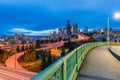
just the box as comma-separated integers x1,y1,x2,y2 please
83,26,88,34
58,28,63,37
71,24,78,35
58,28,63,35
66,20,71,36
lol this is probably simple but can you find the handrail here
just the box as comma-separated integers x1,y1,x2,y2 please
31,42,119,80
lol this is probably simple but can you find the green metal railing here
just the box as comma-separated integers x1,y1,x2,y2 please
31,42,119,80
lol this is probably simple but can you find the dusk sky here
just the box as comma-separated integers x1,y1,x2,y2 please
0,0,120,36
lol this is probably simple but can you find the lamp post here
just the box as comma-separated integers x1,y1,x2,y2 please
107,12,120,47
107,17,110,47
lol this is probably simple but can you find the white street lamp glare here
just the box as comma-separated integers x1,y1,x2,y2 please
114,12,120,20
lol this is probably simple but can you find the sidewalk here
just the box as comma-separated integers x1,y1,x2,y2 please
78,46,120,80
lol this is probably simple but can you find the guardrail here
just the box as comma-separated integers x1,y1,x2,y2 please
31,42,120,80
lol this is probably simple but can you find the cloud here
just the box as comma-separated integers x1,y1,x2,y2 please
10,28,58,36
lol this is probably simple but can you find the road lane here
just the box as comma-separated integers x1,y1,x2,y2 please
0,73,21,80
78,46,120,80
6,52,25,70
0,66,36,80
0,66,36,78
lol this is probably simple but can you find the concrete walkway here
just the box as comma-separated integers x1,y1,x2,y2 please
109,46,120,62
110,46,120,56
78,46,120,80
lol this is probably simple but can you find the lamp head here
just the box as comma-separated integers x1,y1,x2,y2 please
114,12,120,20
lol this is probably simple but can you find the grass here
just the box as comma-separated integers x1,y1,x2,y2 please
18,48,63,73
19,60,42,73
50,48,61,57
0,63,6,67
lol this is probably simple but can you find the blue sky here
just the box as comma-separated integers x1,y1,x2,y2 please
0,0,120,36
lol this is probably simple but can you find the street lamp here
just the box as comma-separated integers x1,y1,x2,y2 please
114,12,120,20
107,12,120,47
107,17,110,47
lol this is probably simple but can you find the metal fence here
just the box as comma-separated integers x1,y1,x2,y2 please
31,42,119,80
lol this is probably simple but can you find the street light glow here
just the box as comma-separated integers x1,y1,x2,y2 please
114,12,120,20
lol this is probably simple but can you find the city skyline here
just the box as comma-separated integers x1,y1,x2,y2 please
0,1,120,80
0,0,120,35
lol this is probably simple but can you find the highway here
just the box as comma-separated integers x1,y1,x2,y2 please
6,52,25,70
6,42,64,70
37,41,64,50
78,46,120,80
0,66,36,80
3,42,64,79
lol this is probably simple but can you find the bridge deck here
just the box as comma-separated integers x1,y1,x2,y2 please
78,46,120,80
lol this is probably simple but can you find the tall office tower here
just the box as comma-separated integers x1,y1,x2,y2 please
50,31,53,35
83,26,88,34
71,24,78,35
58,28,63,37
63,28,67,35
58,28,63,35
66,20,71,36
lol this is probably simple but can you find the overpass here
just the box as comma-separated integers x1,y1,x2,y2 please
31,42,120,80
5,42,64,70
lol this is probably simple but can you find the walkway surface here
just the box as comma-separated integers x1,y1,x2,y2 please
110,45,120,56
78,46,120,80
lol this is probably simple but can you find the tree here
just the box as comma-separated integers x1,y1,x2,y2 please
31,44,35,51
89,37,97,42
25,46,29,51
58,37,62,42
21,45,25,51
30,51,36,62
0,49,4,54
23,51,30,62
41,51,47,70
47,50,52,65
2,51,7,63
36,40,41,48
29,45,32,50
61,48,66,57
52,55,56,61
16,46,21,52
102,38,107,42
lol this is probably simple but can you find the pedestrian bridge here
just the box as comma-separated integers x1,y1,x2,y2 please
31,42,120,80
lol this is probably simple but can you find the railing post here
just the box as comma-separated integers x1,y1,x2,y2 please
76,50,78,64
76,50,78,80
85,44,87,54
87,44,89,52
85,44,87,53
87,44,89,51
63,60,67,80
81,46,83,54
